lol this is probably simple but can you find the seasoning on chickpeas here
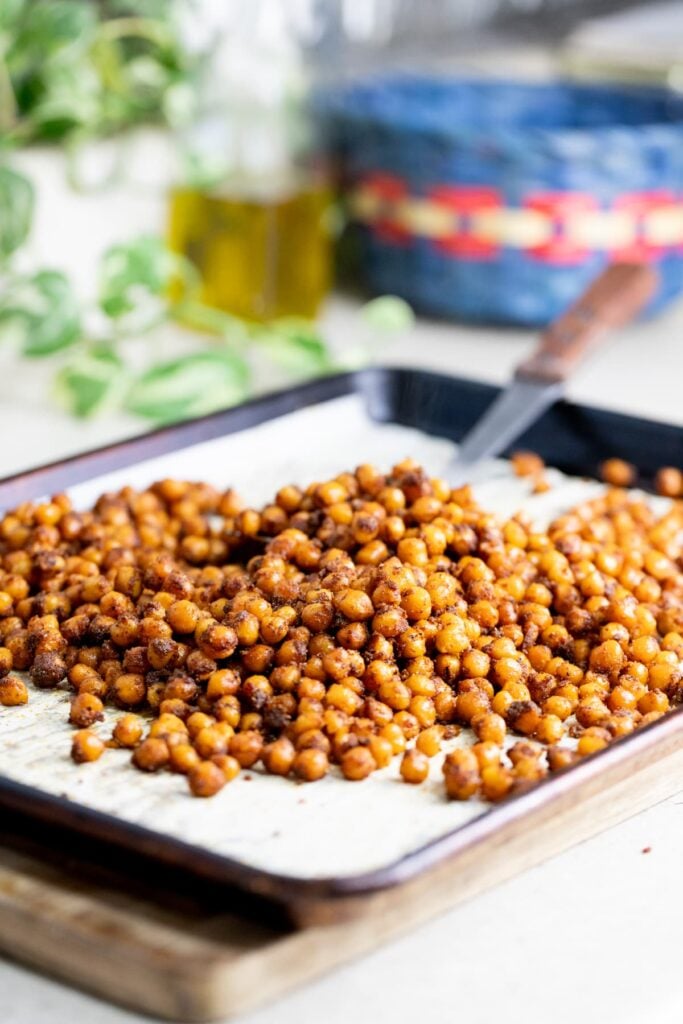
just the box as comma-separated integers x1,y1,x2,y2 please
262,736,296,777
400,748,430,784
169,742,201,774
69,692,104,728
0,674,28,706
188,760,226,797
293,747,329,782
0,455,679,806
112,713,144,749
71,729,105,764
211,754,241,782
415,725,443,757
654,466,682,498
511,450,545,478
340,746,376,781
132,737,169,772
229,730,264,768
443,748,480,801
600,458,636,488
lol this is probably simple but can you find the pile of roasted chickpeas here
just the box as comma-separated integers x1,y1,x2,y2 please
0,454,680,802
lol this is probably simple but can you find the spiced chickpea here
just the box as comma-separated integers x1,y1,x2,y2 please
30,651,66,688
600,459,636,488
655,466,682,498
112,673,146,707
340,746,376,781
229,730,264,768
471,711,506,746
0,647,12,678
169,743,201,774
415,725,443,757
211,754,241,782
188,761,226,797
577,728,611,757
481,764,513,802
293,748,329,782
512,451,544,478
0,459,677,804
0,675,28,706
112,713,144,748
71,729,105,764
69,693,104,728
400,748,429,784
132,737,169,772
443,748,480,800
367,734,393,768
262,737,296,776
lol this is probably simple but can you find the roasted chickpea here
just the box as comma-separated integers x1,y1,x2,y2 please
368,734,394,768
340,746,376,781
443,748,480,800
416,725,443,757
132,737,169,772
600,459,636,487
293,748,329,782
112,672,146,708
71,729,105,764
169,743,201,774
112,713,144,748
188,761,226,797
262,737,296,776
69,692,104,728
400,748,430,784
229,730,264,768
0,457,677,807
211,754,241,782
0,675,28,706
512,451,544,478
655,466,682,497
31,651,66,689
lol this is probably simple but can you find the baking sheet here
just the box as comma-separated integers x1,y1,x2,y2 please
0,395,661,880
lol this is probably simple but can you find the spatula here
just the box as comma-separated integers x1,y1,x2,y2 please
447,262,658,484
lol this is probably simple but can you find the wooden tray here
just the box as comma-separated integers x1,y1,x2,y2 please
0,368,680,963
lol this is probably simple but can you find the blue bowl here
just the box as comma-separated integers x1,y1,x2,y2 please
328,76,683,324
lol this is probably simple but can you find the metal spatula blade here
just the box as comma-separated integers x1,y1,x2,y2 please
447,262,658,484
451,377,564,483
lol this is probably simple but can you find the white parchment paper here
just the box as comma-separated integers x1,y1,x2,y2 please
0,396,645,879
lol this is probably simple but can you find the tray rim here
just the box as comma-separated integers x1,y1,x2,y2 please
0,365,681,907
2,365,680,503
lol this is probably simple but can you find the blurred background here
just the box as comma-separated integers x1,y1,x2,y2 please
1,0,682,471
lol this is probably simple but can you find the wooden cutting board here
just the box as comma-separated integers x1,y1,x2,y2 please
2,728,683,1023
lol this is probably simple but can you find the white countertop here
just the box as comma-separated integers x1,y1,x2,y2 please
4,294,683,1024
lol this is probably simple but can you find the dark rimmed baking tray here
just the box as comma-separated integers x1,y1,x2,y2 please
0,366,681,927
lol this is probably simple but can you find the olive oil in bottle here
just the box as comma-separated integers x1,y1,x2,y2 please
167,3,336,323
167,179,332,322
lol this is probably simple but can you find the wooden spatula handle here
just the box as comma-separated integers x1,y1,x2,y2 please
516,262,658,384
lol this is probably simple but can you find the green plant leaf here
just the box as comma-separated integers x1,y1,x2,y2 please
360,295,415,333
254,318,333,376
0,165,34,261
0,0,26,32
171,299,250,349
8,0,94,57
2,0,192,145
125,350,250,423
99,235,199,319
27,60,101,138
54,344,126,417
0,269,81,355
